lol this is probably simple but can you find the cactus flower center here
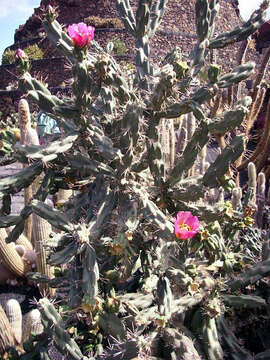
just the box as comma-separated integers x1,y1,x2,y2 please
178,223,191,231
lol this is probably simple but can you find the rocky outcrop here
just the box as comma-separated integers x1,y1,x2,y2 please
0,0,261,120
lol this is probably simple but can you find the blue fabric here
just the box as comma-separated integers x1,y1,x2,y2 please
37,112,60,137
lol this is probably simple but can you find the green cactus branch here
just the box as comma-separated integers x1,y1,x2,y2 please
209,1,269,49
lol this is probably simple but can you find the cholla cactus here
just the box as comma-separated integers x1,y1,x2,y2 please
0,0,270,358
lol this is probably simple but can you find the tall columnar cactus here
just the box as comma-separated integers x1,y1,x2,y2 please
0,299,48,358
23,308,44,343
0,303,15,355
32,213,54,296
4,299,22,345
0,227,25,277
0,0,269,358
18,98,40,243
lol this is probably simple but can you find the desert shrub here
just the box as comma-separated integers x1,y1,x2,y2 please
1,44,44,65
24,44,44,60
111,37,126,55
84,15,124,28
1,49,16,65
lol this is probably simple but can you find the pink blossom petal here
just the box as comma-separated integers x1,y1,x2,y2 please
174,211,200,240
78,22,87,33
68,22,95,48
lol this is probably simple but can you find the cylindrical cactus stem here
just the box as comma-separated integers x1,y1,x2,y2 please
52,191,72,233
187,112,196,142
23,309,44,344
175,126,187,156
19,99,40,147
267,184,270,205
243,162,257,207
0,303,15,355
257,172,266,198
246,46,270,136
217,187,224,203
0,228,25,277
38,298,84,359
19,99,31,145
32,214,54,296
199,145,207,175
203,161,210,172
19,99,40,243
232,187,242,210
168,119,175,171
187,113,196,176
4,299,22,345
256,172,266,228
161,327,201,360
56,189,73,207
201,316,224,360
23,186,33,241
160,119,175,174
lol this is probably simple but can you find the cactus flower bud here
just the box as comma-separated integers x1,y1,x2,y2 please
15,48,30,73
174,211,199,240
15,48,26,58
68,22,95,49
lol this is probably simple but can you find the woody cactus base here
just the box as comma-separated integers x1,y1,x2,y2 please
0,0,270,359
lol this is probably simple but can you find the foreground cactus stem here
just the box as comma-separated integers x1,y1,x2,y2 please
161,327,201,359
39,298,85,360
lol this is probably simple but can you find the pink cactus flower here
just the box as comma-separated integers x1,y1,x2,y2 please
68,22,95,49
174,211,199,240
15,48,26,58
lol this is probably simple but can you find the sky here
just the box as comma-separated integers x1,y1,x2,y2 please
0,0,270,62
0,0,40,61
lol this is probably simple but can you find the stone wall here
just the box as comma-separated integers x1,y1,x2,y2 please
0,87,72,121
0,90,24,120
0,57,71,91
